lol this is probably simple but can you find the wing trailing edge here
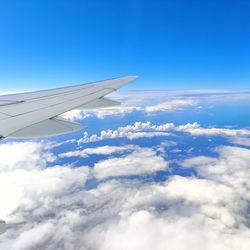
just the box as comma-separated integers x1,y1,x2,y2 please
9,117,83,138
77,97,120,110
0,76,139,139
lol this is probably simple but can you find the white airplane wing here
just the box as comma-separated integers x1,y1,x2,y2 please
0,76,138,139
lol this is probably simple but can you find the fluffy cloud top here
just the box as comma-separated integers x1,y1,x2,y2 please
60,110,90,121
78,123,171,144
0,142,56,172
77,121,250,144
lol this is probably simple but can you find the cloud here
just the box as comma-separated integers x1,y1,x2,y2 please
61,105,141,121
93,147,168,179
60,144,168,180
145,99,198,112
60,99,199,122
59,145,137,158
175,122,250,137
229,137,250,147
78,122,171,144
126,131,171,139
60,110,90,121
91,106,141,119
0,142,89,223
181,146,250,193
89,146,250,250
77,121,250,144
0,142,56,172
1,142,250,249
181,156,218,168
97,209,234,250
180,146,250,227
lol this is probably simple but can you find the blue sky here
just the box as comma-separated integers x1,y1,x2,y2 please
0,0,250,90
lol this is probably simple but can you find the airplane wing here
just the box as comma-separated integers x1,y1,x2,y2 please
0,76,138,139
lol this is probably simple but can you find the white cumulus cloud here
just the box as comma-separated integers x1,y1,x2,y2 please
77,121,250,144
78,122,171,144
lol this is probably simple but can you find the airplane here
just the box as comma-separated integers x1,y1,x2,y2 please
0,76,138,141
0,76,138,235
0,220,6,235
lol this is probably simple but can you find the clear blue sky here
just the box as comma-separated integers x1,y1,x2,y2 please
0,0,250,90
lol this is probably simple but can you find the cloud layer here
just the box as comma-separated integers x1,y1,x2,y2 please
0,139,249,250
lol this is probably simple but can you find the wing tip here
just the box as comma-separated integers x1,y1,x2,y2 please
110,75,139,90
128,75,140,78
125,75,140,81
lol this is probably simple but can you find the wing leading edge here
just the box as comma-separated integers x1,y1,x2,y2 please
0,76,138,139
